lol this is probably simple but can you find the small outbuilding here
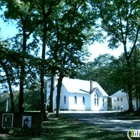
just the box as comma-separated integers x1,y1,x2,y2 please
110,90,139,111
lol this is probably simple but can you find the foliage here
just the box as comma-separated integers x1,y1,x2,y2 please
89,0,140,111
91,0,140,50
0,0,95,115
46,1,95,116
77,51,140,102
0,89,41,111
76,54,120,95
1,0,140,114
23,90,41,111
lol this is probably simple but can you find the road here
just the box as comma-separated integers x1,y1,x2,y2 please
60,111,140,132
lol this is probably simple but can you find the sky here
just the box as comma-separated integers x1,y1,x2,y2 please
88,42,124,61
0,18,124,61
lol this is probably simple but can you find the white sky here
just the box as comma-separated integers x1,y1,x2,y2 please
0,18,124,61
88,42,124,61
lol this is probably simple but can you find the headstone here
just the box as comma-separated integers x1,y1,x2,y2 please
2,113,14,128
22,116,32,128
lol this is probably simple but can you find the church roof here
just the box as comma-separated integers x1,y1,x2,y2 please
62,77,108,96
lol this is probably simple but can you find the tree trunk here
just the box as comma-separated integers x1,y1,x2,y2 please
7,75,14,112
49,76,54,112
134,46,139,111
56,74,63,117
123,41,133,112
127,84,133,111
126,59,133,112
19,64,24,112
0,62,15,112
135,83,139,111
40,71,46,119
40,0,47,120
19,33,26,112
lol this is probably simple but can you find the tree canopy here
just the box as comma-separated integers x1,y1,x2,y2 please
0,0,140,114
89,0,140,111
0,0,95,116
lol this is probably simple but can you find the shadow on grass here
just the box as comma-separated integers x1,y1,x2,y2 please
41,116,128,140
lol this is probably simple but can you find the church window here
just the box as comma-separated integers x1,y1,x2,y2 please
74,96,77,104
94,93,99,106
64,96,66,104
83,97,85,105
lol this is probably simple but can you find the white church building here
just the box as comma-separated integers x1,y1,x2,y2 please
46,77,108,111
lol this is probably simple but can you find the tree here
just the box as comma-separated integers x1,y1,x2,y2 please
0,0,44,112
0,0,95,117
45,0,95,116
76,54,120,96
91,0,140,111
0,40,20,111
30,0,62,119
129,47,140,110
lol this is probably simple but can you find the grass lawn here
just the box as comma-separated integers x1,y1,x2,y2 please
0,115,130,140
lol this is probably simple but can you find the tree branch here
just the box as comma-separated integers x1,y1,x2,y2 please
116,6,125,43
128,24,140,59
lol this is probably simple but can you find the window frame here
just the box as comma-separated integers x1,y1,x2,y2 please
94,93,99,106
102,98,104,106
74,96,77,104
83,96,85,105
64,96,66,104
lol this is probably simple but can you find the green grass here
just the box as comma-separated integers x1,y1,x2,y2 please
0,115,130,140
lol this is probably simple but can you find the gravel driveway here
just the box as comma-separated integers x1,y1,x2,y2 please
60,111,140,133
